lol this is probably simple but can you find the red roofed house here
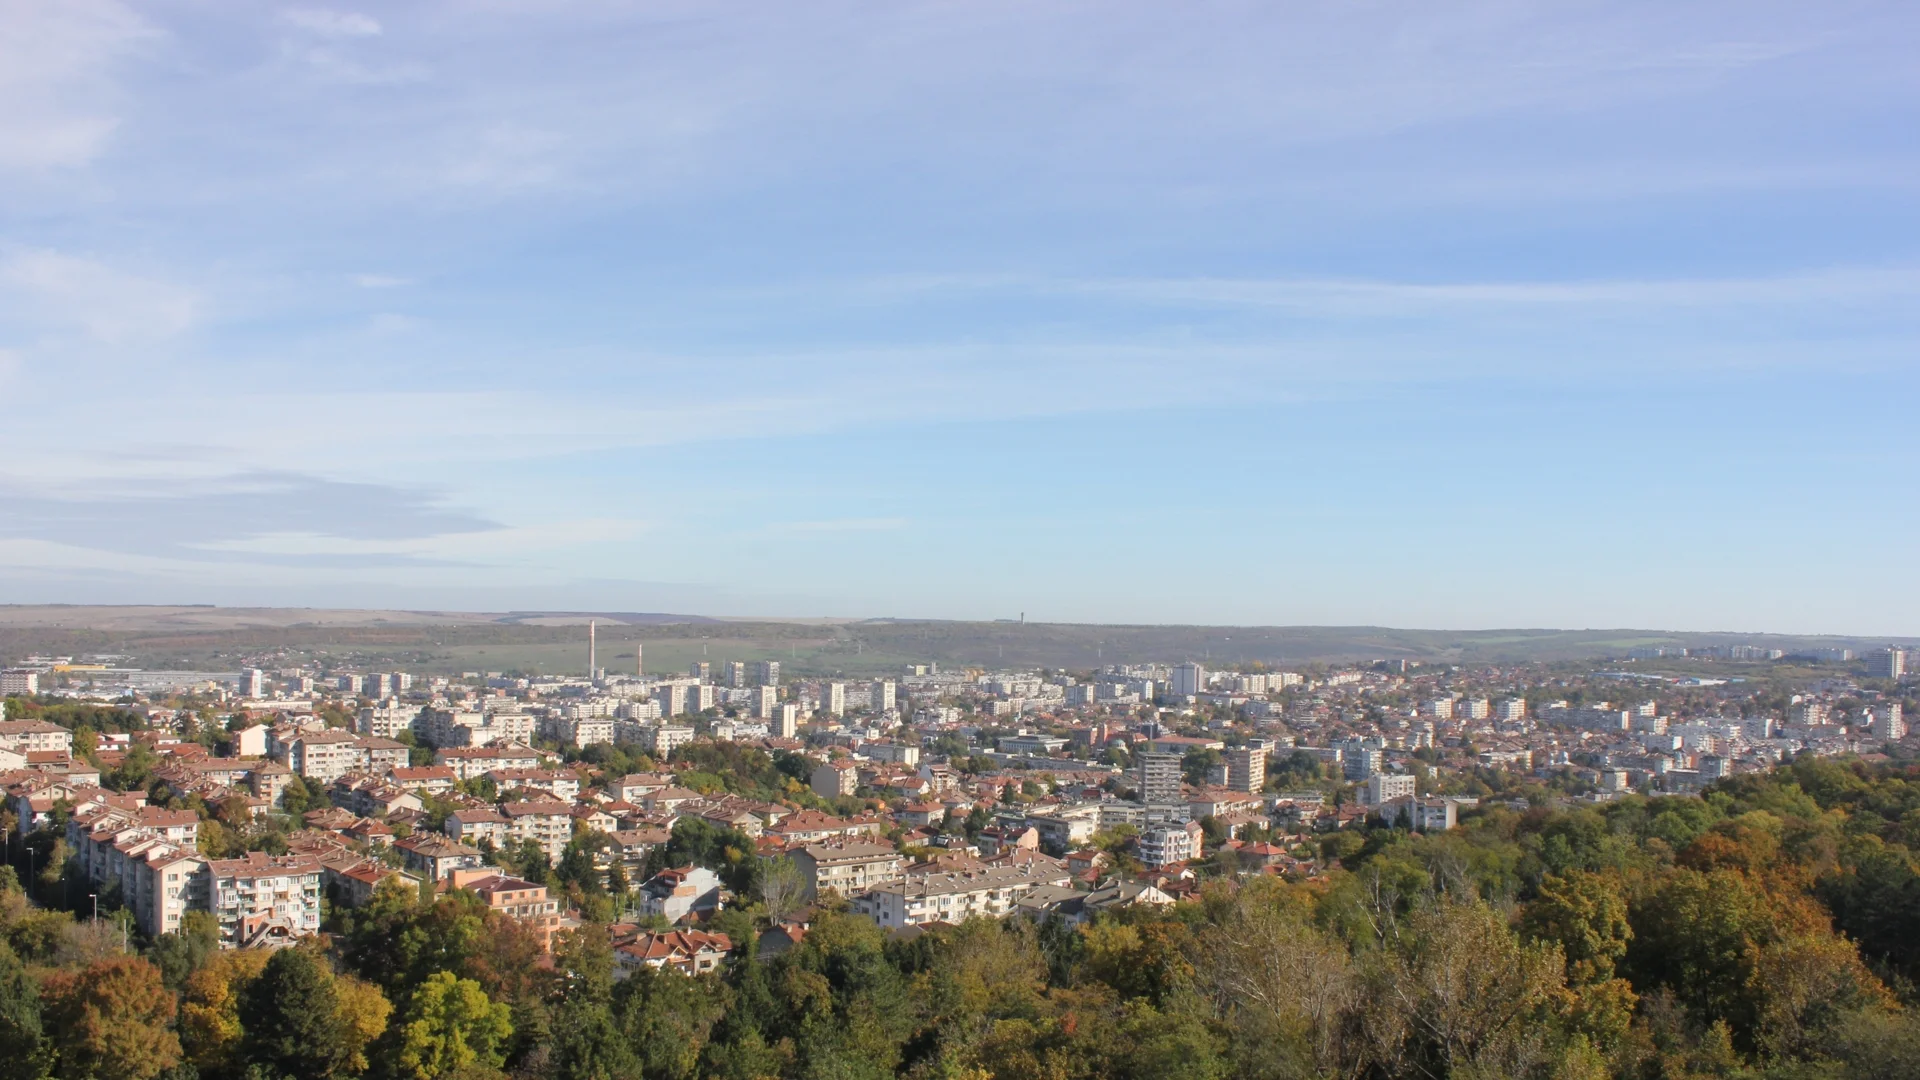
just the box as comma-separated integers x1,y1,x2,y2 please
614,930,733,976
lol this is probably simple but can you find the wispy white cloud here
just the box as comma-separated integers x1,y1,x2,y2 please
188,517,648,559
282,9,383,38
0,0,152,171
0,249,199,343
769,518,909,534
1044,265,1920,316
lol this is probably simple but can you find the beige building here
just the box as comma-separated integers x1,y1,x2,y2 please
276,730,363,784
503,800,573,865
790,841,904,899
858,862,1073,929
204,852,325,948
0,720,73,755
453,869,563,951
811,760,859,798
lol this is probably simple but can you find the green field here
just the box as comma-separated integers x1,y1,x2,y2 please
0,607,1907,678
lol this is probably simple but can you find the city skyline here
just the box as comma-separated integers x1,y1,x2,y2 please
1,2,1916,632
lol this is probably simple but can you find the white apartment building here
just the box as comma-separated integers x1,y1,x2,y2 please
1225,744,1266,794
858,863,1074,928
539,715,616,748
790,841,905,899
1138,821,1202,868
128,842,208,937
434,745,546,780
1460,698,1491,720
1495,698,1527,722
654,683,689,717
487,768,581,801
503,800,573,865
445,808,512,848
861,741,920,766
357,700,418,739
635,724,695,756
1168,662,1205,699
0,671,41,696
1363,772,1418,805
0,719,72,754
752,685,779,719
275,729,363,784
812,760,860,798
871,680,896,714
205,852,325,948
1136,751,1184,807
822,682,846,716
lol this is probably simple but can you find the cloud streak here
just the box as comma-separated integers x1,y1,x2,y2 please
0,248,199,343
0,472,500,567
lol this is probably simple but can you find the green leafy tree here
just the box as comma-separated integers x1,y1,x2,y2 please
238,948,349,1080
1520,870,1631,985
0,943,46,1080
148,910,221,990
394,971,513,1080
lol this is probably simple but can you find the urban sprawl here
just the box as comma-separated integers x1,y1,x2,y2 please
0,633,1911,976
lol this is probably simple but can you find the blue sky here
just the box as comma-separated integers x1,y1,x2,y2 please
0,0,1916,632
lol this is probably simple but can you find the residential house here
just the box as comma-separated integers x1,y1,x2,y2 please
453,868,564,951
614,930,732,976
395,834,484,881
637,865,725,923
445,807,512,849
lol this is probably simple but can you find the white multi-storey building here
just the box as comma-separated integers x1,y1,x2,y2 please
1225,743,1267,794
1363,773,1418,805
0,719,72,754
1138,821,1202,868
275,730,363,784
503,800,573,865
1137,751,1184,808
205,852,325,948
790,841,905,899
1168,662,1205,699
858,863,1073,928
357,699,418,739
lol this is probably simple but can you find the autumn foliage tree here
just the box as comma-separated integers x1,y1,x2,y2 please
40,957,181,1080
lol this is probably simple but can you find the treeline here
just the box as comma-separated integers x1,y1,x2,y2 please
1,757,1918,1079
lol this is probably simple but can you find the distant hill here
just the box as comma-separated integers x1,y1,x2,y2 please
0,605,1909,676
